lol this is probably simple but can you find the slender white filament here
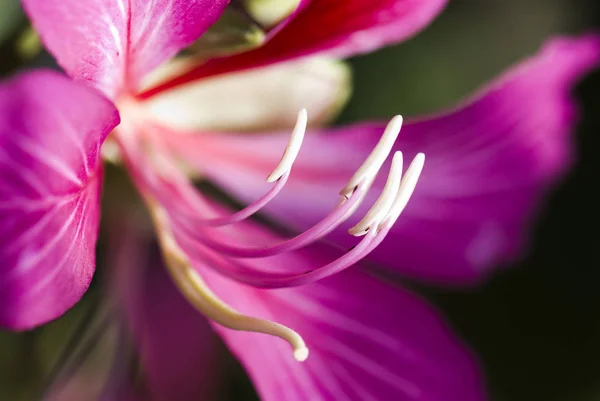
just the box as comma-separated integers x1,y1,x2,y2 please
383,153,425,227
148,200,309,361
348,151,404,236
340,115,403,197
266,108,307,182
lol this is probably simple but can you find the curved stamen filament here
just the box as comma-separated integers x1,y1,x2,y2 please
340,115,403,198
115,110,425,362
348,151,403,236
170,154,415,289
179,228,382,289
169,115,407,259
120,111,422,313
148,201,309,361
167,111,399,233
382,152,426,228
171,152,425,289
180,171,291,227
150,110,306,227
172,182,368,258
267,108,307,182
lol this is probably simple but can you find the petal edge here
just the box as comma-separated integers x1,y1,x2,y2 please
0,70,119,329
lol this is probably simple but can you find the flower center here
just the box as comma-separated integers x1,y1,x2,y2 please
112,109,424,362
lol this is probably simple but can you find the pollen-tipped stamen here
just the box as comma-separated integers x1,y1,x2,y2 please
173,155,411,289
164,109,306,227
348,151,404,236
339,115,403,198
148,200,309,361
172,181,369,258
382,152,426,229
182,225,381,289
190,171,290,227
266,108,307,182
171,116,407,258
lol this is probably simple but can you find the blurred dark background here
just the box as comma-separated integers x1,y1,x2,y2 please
1,0,599,400
341,1,600,401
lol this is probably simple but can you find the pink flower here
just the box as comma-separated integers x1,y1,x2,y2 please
0,1,598,399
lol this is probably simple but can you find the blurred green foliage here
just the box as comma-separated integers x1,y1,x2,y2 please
0,0,23,44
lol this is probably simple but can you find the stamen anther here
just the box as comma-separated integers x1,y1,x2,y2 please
349,151,403,236
294,347,310,362
266,108,307,182
340,115,403,197
383,153,425,227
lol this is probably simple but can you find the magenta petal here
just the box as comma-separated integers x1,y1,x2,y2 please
164,34,600,285
117,124,485,400
127,267,223,401
111,226,223,401
200,265,485,401
0,70,119,330
22,0,229,98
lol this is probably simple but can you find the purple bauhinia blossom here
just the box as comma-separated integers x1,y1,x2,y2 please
0,0,599,399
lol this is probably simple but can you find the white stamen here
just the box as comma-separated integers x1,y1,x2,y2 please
348,152,403,236
148,200,309,362
382,153,425,227
294,347,310,362
266,109,307,182
340,115,403,197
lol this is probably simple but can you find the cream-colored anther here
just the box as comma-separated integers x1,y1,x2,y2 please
382,153,425,227
348,152,404,236
148,200,309,362
266,108,307,182
340,115,403,198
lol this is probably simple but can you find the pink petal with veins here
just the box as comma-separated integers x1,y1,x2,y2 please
203,264,486,401
22,0,229,98
0,70,119,330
